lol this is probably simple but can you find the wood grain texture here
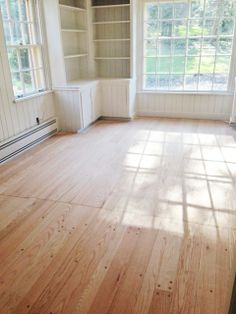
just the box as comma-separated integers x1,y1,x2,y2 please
0,117,236,314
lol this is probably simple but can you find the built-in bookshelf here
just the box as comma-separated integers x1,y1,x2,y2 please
59,0,89,82
92,0,131,78
43,0,133,85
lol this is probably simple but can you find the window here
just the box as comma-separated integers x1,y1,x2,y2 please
0,0,46,98
143,0,236,91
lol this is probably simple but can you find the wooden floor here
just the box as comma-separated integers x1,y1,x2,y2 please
0,118,236,314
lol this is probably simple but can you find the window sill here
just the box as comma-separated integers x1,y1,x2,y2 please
137,90,234,96
13,90,53,103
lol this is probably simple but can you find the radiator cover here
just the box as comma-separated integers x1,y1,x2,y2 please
0,118,58,164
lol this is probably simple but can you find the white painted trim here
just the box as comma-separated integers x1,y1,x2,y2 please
13,90,53,103
137,91,234,96
136,111,229,121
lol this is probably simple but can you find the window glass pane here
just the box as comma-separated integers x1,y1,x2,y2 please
173,39,186,55
186,56,200,73
12,21,22,44
144,39,157,57
145,21,158,38
8,48,19,71
23,71,34,93
145,4,158,20
188,38,201,55
20,0,28,21
20,48,30,69
205,0,219,17
191,0,204,17
215,56,231,73
157,57,171,73
3,22,11,45
27,47,43,69
160,21,172,37
12,72,23,96
173,20,187,37
9,0,20,20
217,38,232,54
157,75,170,90
222,0,236,17
34,68,45,90
174,3,189,18
172,56,185,73
218,18,234,35
159,39,171,55
198,74,213,90
201,38,217,55
203,19,218,36
185,75,198,90
144,58,156,74
189,20,203,36
170,75,184,90
144,75,157,89
0,0,8,19
159,3,173,19
143,0,235,91
200,56,215,73
22,23,30,45
213,74,228,90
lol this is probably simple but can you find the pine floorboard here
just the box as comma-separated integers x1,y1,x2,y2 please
0,118,236,313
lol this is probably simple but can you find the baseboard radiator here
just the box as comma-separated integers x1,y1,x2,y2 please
0,118,58,164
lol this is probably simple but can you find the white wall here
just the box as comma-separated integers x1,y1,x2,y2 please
136,93,233,121
135,0,236,121
0,5,56,143
0,47,55,142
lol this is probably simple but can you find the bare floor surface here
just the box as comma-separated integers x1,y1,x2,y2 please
0,118,236,314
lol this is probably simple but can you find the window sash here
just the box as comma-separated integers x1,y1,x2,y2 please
0,0,47,98
142,0,236,92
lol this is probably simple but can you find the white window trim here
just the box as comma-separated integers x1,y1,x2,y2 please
137,0,236,94
0,0,51,102
13,89,52,103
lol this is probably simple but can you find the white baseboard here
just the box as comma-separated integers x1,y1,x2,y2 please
136,111,229,121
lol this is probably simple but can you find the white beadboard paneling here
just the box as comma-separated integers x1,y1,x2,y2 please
93,6,130,23
100,79,131,118
54,89,82,132
54,81,101,132
0,3,56,144
129,78,136,117
136,93,233,120
0,87,56,142
230,78,236,123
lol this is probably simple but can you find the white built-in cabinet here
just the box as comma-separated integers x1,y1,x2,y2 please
43,0,136,131
54,80,100,131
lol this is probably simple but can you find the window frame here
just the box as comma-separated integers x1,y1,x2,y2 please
139,0,236,94
0,0,50,100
